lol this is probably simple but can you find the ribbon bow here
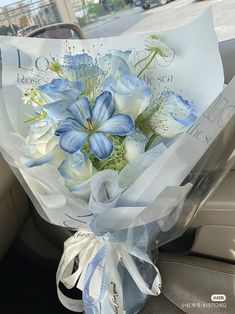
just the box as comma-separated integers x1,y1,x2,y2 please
56,228,162,314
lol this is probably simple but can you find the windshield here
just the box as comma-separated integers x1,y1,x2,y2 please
0,0,234,42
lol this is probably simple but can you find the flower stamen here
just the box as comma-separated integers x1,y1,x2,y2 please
84,118,94,131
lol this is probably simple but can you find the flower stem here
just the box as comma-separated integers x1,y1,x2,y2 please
145,134,157,151
137,51,157,78
32,99,43,106
134,55,150,69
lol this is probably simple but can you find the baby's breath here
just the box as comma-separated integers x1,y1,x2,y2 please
23,86,45,106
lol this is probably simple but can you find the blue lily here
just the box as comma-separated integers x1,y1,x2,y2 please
55,91,135,160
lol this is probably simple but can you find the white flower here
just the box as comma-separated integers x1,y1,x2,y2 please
104,73,152,119
58,152,93,192
125,130,147,162
149,91,197,137
145,34,174,59
22,118,59,167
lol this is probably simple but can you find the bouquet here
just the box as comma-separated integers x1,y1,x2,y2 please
0,9,234,314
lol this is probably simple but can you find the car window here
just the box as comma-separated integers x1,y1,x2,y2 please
0,0,234,42
81,0,235,41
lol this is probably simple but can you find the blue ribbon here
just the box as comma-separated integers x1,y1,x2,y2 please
83,245,107,314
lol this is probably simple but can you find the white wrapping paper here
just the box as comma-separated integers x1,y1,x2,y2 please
0,9,224,228
1,9,235,314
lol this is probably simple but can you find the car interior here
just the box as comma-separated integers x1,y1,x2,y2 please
0,39,234,314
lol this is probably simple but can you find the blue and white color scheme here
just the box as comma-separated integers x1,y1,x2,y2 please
21,46,197,187
0,11,227,314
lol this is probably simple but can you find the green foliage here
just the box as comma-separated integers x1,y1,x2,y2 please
87,2,100,16
77,0,126,27
78,16,87,27
84,136,128,172
109,0,126,10
77,3,100,27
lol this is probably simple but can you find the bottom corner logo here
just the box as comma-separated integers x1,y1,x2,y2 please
211,294,226,302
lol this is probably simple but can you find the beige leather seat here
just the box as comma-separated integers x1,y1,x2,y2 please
142,294,184,314
0,154,29,260
142,253,235,314
141,173,235,313
141,38,235,313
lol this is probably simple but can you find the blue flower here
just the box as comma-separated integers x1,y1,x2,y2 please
55,91,135,160
58,152,93,192
43,99,74,122
64,53,93,67
98,50,132,77
62,54,102,95
149,91,197,137
21,118,59,167
104,73,152,119
39,78,83,103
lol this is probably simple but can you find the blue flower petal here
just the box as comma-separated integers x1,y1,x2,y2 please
39,79,67,100
58,152,85,179
89,133,114,160
61,88,82,100
97,113,134,136
67,97,92,126
92,91,114,126
119,73,152,97
112,56,130,75
173,114,197,126
98,54,130,76
103,76,117,92
64,54,93,66
55,118,84,135
174,93,192,110
59,131,88,153
39,78,83,103
71,80,84,91
44,99,73,120
58,152,92,189
113,50,132,61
